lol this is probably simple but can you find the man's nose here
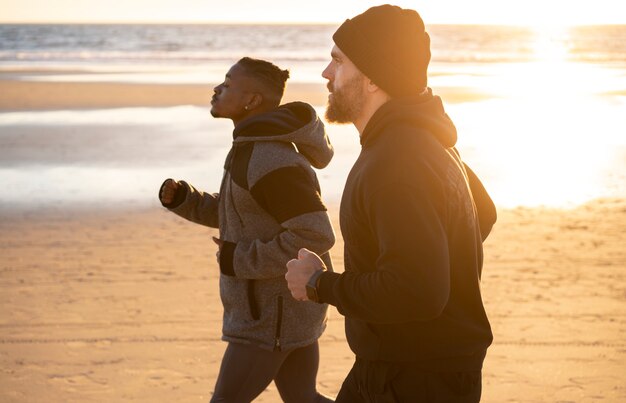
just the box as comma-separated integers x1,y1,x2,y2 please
321,64,331,80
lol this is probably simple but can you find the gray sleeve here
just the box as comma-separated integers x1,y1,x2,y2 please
168,181,219,228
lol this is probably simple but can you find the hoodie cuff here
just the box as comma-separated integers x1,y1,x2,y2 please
317,271,341,306
219,241,236,276
159,179,188,209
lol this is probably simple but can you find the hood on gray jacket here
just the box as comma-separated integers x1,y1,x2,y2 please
232,102,334,169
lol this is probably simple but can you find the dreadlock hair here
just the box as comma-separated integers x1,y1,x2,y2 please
236,57,290,105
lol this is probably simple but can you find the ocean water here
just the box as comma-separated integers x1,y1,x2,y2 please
1,24,625,209
3,24,626,64
2,24,626,82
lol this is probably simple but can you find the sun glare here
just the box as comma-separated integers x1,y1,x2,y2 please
483,25,588,100
453,23,626,208
532,25,569,63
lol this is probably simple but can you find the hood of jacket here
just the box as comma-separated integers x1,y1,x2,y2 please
361,88,458,149
232,101,334,169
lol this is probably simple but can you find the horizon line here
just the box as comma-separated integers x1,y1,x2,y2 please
1,20,624,27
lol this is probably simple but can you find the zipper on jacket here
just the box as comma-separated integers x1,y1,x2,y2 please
273,296,284,351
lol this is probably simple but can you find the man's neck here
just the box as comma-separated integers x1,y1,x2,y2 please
354,93,390,136
354,87,429,135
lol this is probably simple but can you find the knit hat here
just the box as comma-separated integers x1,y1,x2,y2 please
332,4,431,98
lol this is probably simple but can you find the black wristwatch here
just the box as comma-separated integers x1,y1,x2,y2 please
305,270,325,303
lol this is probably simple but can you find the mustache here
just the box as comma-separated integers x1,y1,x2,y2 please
326,82,333,93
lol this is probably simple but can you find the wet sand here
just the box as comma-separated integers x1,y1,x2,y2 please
0,70,492,111
0,79,332,111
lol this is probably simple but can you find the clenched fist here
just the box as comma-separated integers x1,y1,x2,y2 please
160,178,180,205
285,248,325,301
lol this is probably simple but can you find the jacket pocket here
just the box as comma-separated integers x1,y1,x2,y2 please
246,280,260,320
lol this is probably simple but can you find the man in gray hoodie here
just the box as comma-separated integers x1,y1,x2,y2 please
285,5,496,402
160,57,335,403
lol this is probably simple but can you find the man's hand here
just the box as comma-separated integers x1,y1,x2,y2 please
160,179,180,204
212,236,223,263
285,248,325,301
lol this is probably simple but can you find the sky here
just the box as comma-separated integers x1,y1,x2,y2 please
1,0,625,25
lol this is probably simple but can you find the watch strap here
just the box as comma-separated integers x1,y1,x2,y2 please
306,269,325,303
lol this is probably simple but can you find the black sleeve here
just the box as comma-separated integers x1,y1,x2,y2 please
463,164,497,240
219,241,236,276
317,183,450,324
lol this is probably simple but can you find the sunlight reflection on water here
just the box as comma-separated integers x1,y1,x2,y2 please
446,57,626,208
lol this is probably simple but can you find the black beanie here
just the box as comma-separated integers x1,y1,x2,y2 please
332,4,431,98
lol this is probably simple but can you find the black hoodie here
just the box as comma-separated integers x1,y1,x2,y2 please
317,90,495,371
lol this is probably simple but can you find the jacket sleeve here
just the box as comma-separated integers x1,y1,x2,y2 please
218,165,335,280
464,163,497,241
167,180,220,228
317,182,450,324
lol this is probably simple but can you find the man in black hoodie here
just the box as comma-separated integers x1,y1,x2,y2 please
285,4,497,402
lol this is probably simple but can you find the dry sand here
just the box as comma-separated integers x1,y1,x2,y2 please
0,199,625,402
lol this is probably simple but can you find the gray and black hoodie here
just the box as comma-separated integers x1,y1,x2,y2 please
161,101,335,351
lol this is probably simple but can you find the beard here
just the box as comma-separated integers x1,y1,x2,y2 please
325,73,365,124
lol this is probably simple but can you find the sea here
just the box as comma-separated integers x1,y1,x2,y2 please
1,24,625,210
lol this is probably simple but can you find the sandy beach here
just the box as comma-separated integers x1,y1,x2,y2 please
1,70,625,402
1,200,624,402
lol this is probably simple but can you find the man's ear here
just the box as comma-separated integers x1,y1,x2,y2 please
366,78,391,103
366,78,380,94
247,92,264,110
